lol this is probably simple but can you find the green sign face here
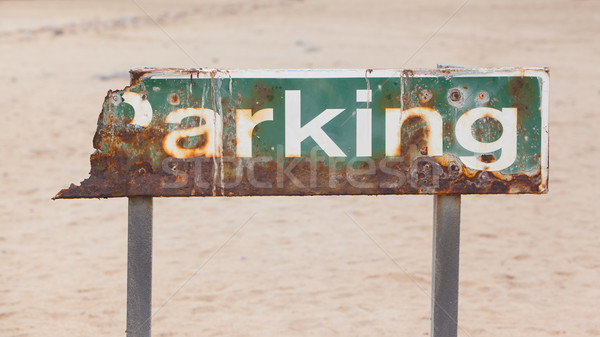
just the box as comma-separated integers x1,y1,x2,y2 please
55,67,549,198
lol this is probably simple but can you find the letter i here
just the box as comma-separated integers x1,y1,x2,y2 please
356,90,372,157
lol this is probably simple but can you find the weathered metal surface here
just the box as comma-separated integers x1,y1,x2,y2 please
126,197,153,337
431,194,461,337
55,67,549,198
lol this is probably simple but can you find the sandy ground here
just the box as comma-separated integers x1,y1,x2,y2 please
1,0,599,336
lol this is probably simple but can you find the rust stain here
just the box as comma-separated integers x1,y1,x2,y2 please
54,151,546,198
395,116,429,158
419,89,433,104
448,89,462,102
480,154,495,163
168,93,180,105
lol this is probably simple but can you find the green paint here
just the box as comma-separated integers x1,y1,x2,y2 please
97,73,544,175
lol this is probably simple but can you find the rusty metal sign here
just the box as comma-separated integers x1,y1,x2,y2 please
55,67,549,198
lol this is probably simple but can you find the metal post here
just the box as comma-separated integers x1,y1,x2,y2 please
127,197,153,337
431,194,461,337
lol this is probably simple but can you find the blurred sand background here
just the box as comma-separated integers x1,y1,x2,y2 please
1,0,599,336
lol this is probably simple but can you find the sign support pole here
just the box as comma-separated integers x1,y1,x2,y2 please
431,194,461,337
126,197,153,337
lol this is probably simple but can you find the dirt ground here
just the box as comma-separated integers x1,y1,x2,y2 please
1,0,599,336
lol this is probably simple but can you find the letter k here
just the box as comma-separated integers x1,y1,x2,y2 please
284,90,346,157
